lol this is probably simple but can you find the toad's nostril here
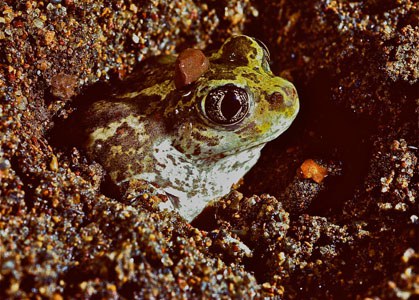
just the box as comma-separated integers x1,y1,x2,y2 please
269,92,284,110
283,86,298,103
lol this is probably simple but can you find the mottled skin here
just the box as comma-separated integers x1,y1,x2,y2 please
82,36,299,221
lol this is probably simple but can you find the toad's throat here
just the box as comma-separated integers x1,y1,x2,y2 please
122,139,264,221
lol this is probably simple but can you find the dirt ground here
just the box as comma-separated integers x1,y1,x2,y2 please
1,0,418,299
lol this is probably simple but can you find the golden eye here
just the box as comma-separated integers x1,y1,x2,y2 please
204,84,249,126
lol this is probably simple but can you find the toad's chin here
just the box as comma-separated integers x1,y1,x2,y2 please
145,139,265,222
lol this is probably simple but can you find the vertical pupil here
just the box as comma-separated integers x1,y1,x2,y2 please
205,85,249,125
221,90,242,120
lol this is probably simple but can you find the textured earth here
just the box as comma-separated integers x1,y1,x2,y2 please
0,0,418,299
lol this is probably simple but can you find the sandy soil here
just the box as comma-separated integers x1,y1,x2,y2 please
1,0,417,298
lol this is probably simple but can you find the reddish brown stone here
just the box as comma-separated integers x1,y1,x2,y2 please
299,159,328,183
175,48,209,89
50,73,78,99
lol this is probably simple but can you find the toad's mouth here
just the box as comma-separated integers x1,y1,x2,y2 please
188,142,267,164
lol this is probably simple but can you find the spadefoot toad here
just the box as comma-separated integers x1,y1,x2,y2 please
81,35,299,221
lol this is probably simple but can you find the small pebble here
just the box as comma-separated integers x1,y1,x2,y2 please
175,48,209,89
299,159,328,183
0,158,11,170
50,73,78,99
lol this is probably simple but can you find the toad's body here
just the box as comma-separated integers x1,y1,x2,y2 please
81,36,299,221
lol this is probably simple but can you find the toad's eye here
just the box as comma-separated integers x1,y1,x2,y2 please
204,84,249,126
